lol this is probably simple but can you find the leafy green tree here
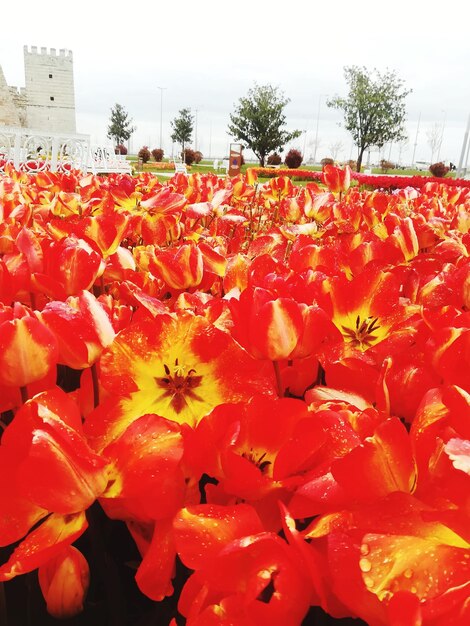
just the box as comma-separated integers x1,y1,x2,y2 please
107,103,136,147
228,84,301,167
327,66,411,172
170,108,194,159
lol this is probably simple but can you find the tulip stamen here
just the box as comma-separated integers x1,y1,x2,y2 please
155,359,203,414
241,447,272,474
341,315,381,349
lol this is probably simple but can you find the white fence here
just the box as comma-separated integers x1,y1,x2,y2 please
0,126,131,175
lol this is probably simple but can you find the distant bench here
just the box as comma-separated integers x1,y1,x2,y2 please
213,159,229,173
87,148,132,175
174,161,188,175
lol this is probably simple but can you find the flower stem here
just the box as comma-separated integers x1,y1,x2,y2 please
86,504,125,626
0,582,8,626
272,361,284,397
20,386,28,405
29,291,37,311
91,363,100,409
314,362,326,387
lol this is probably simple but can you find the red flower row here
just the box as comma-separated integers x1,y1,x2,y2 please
248,165,470,190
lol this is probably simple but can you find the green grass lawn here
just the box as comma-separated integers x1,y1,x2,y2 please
124,155,453,179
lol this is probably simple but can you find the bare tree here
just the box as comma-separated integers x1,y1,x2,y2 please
329,140,344,161
397,137,409,166
427,123,443,163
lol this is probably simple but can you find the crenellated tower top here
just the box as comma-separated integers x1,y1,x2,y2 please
23,45,73,58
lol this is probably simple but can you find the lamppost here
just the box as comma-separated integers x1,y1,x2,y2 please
209,120,212,158
411,111,421,167
313,94,327,165
457,113,470,178
157,86,167,150
302,129,308,161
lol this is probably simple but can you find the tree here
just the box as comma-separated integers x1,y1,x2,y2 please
327,67,411,172
170,108,194,159
107,103,136,147
397,137,409,167
328,140,344,161
228,84,301,167
427,123,443,163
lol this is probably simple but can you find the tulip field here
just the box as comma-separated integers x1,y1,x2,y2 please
0,162,469,625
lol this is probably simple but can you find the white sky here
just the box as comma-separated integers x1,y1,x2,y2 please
1,0,469,165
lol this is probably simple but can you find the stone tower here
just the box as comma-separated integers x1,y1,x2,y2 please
23,46,76,133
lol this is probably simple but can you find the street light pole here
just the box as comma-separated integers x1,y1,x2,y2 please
456,113,470,178
209,120,212,158
411,111,421,167
313,94,327,165
157,86,167,150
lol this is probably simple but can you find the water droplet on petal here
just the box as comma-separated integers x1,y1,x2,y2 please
404,568,413,579
359,558,372,573
360,543,370,556
364,576,374,588
410,586,417,594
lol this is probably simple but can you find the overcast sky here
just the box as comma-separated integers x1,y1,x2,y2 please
1,0,469,164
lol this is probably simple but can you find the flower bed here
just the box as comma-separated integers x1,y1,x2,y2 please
0,166,469,625
247,166,324,181
136,160,180,170
248,165,470,190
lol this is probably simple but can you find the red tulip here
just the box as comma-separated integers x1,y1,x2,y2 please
43,235,104,296
39,290,116,369
229,286,331,361
0,304,58,388
322,164,351,194
0,389,107,581
149,243,204,291
38,546,89,618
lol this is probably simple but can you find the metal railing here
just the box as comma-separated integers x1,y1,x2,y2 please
0,126,90,174
0,126,132,175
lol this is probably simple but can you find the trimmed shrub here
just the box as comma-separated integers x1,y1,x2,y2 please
284,149,303,169
138,146,151,164
115,144,128,155
152,148,164,162
267,152,282,166
182,149,196,166
194,151,203,164
321,157,335,167
380,159,394,173
347,159,358,172
429,162,449,178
